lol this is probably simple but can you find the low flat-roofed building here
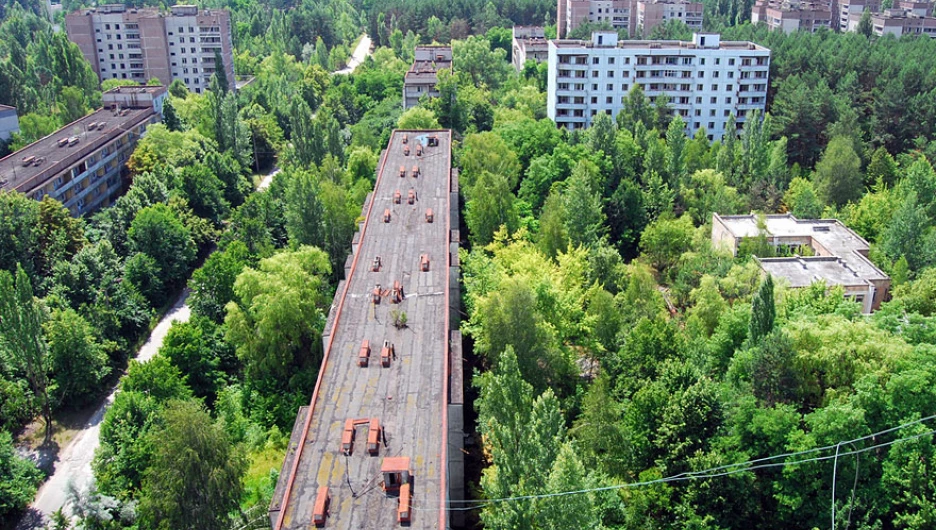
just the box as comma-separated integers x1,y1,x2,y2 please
512,26,549,70
0,85,165,217
752,0,834,32
402,46,452,110
712,213,891,313
0,105,19,142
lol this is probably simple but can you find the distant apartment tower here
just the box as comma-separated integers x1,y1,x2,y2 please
848,5,936,36
402,46,452,110
751,0,833,32
557,0,704,38
637,0,704,36
0,86,166,217
512,26,549,70
65,4,234,93
712,213,891,313
832,0,881,31
0,106,19,142
547,32,770,140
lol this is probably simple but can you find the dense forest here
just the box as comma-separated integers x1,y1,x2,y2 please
0,0,935,526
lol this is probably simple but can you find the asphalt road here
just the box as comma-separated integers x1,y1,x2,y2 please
16,291,191,529
334,34,373,75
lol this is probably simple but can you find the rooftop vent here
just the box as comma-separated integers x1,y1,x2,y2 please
812,225,831,232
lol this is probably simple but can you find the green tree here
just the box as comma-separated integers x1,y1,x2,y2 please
465,170,519,247
0,430,42,524
537,191,569,260
814,135,863,206
460,132,521,190
748,274,775,345
57,85,88,124
159,320,224,403
639,214,695,274
224,247,332,384
857,9,873,37
0,267,51,438
162,97,183,132
396,106,441,129
0,190,39,278
168,79,188,99
452,35,510,90
617,83,652,132
866,146,898,187
137,400,245,530
563,160,606,249
37,196,85,278
681,169,744,225
175,164,229,225
283,168,325,249
188,241,250,323
128,203,196,288
783,177,824,219
45,308,109,408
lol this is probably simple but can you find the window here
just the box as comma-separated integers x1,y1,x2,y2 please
695,109,701,116
713,71,719,78
710,97,717,103
621,84,629,91
712,84,718,91
592,57,600,64
726,84,733,91
729,58,735,65
606,96,613,104
105,24,110,30
725,97,732,104
728,71,734,78
710,109,716,116
708,122,714,129
608,70,614,78
608,57,615,64
592,83,598,90
109,53,115,59
724,109,730,116
698,71,704,78
715,58,721,65
696,96,702,103
591,96,598,104
108,44,114,50
592,71,599,78
190,37,195,43
607,83,613,90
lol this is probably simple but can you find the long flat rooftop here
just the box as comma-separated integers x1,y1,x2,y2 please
0,106,155,194
552,37,769,51
270,130,456,530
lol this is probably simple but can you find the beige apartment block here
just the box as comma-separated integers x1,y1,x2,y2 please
66,4,235,93
751,0,833,32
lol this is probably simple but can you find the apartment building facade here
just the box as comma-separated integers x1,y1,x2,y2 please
557,0,704,37
547,32,770,140
0,86,165,217
751,0,834,32
402,46,452,110
512,26,550,70
847,6,936,36
66,4,234,93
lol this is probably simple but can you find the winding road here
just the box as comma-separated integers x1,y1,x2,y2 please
14,33,372,529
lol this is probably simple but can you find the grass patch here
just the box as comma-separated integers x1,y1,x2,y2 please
241,439,286,509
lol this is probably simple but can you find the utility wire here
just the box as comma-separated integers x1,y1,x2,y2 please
414,416,936,513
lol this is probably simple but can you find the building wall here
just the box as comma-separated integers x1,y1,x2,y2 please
66,5,234,94
0,109,19,142
637,1,704,37
547,33,770,140
30,120,155,216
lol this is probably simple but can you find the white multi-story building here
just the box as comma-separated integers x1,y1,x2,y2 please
66,4,235,94
547,32,771,140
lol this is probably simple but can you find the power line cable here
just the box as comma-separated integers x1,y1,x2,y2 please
425,417,936,513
